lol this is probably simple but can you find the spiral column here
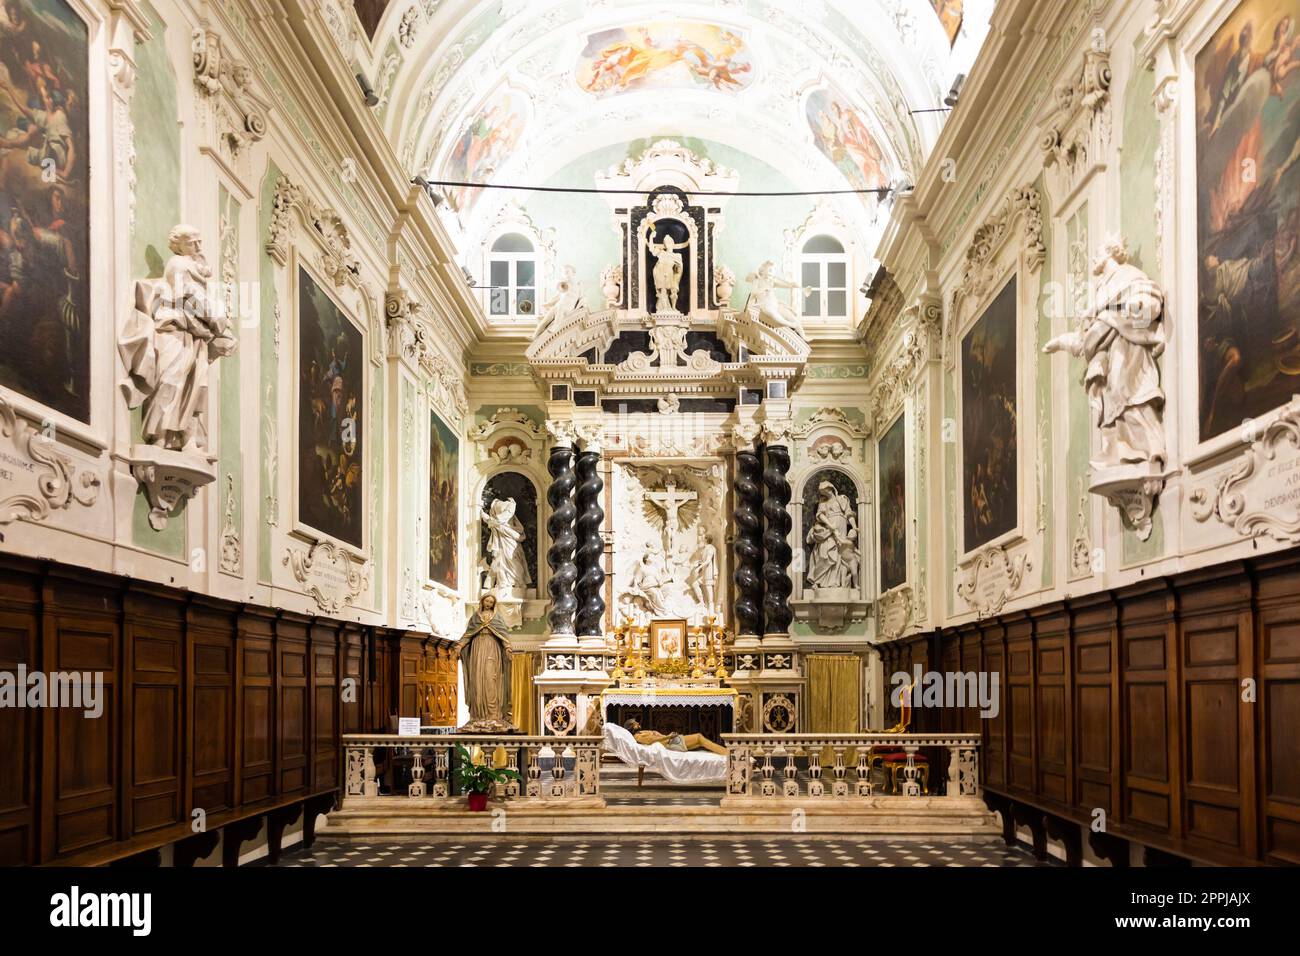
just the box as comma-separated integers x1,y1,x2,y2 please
546,443,578,635
761,443,794,637
573,446,606,637
732,446,765,639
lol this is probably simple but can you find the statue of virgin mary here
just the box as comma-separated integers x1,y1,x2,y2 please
458,594,517,734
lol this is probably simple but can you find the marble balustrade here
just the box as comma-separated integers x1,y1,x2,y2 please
721,733,981,799
342,734,603,802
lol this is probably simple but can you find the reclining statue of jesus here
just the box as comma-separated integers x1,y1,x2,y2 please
624,719,727,756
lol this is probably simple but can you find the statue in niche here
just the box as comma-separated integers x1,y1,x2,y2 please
119,224,237,451
687,533,719,613
745,260,810,336
536,264,583,337
481,497,530,595
805,479,860,590
644,220,685,313
458,594,516,734
1043,236,1167,472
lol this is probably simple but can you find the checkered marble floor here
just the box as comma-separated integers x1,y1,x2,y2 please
275,839,1052,868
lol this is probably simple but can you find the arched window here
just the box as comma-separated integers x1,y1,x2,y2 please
487,232,536,318
800,234,849,320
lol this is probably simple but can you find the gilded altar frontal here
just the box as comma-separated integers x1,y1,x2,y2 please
0,0,1291,929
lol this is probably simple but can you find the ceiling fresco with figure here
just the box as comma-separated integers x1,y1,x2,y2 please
359,0,993,248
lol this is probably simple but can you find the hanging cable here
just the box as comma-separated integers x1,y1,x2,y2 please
421,179,893,198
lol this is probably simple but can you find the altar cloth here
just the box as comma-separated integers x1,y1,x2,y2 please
602,722,727,785
602,689,736,709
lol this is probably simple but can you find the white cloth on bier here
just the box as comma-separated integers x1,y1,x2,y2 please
602,722,727,785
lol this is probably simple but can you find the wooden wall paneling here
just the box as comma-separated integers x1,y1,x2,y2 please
309,620,340,791
0,558,40,865
187,597,238,824
275,613,310,797
960,626,983,735
979,619,1008,790
1118,580,1178,839
940,629,961,734
396,632,423,720
121,585,186,838
1252,552,1300,864
1070,590,1119,821
235,608,276,806
340,624,365,735
1004,613,1036,794
1174,565,1256,858
39,569,122,860
1032,602,1071,806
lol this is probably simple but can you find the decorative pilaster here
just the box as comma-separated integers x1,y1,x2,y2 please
573,438,606,637
761,440,794,638
732,433,765,640
546,438,578,635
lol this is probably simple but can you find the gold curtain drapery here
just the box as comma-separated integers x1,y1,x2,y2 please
510,651,540,734
807,654,862,733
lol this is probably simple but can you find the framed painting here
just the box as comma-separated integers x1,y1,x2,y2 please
650,618,688,664
1195,0,1300,442
296,265,365,550
0,0,91,423
961,277,1018,554
878,412,908,593
429,409,459,589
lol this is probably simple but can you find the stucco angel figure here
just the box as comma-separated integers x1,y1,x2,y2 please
644,221,685,312
481,497,531,594
1043,237,1167,471
745,260,811,336
118,224,237,451
805,481,860,589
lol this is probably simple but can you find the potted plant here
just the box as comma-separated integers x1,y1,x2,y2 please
452,743,520,811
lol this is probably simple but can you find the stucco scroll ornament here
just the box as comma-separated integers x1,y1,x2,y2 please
118,225,237,530
1189,397,1300,544
283,540,366,614
956,546,1031,619
0,399,100,525
1043,237,1168,540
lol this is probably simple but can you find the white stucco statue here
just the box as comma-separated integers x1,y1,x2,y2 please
536,265,583,338
687,533,719,613
1043,236,1166,471
119,224,237,451
481,497,530,594
745,260,810,336
805,480,860,590
644,221,685,313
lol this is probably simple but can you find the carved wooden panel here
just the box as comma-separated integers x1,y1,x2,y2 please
123,587,185,837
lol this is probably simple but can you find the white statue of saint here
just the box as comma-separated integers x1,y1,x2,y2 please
536,264,583,336
481,497,530,594
805,480,860,590
644,221,685,313
687,533,719,613
626,548,670,617
1043,236,1167,472
118,224,237,451
745,260,811,337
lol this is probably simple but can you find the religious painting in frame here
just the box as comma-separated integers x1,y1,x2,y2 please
0,0,91,424
650,618,688,664
428,409,459,589
878,412,908,593
961,277,1018,554
576,23,755,97
296,265,365,550
1195,0,1300,442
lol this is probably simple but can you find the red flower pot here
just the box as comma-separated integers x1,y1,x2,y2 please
466,791,489,812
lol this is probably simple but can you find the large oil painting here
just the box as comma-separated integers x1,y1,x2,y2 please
429,410,459,589
878,414,907,593
1196,0,1300,441
442,86,528,216
576,22,754,96
806,84,888,194
298,266,364,549
0,0,90,422
962,278,1018,554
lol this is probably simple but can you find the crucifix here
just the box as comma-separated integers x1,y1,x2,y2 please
645,479,698,555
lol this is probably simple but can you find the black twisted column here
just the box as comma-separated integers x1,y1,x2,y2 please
761,442,794,637
546,443,578,635
573,445,606,637
732,445,765,639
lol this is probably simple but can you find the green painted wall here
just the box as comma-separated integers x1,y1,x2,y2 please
129,5,184,558
218,186,243,571
257,163,281,583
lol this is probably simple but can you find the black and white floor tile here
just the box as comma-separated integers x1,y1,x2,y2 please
275,839,1053,868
